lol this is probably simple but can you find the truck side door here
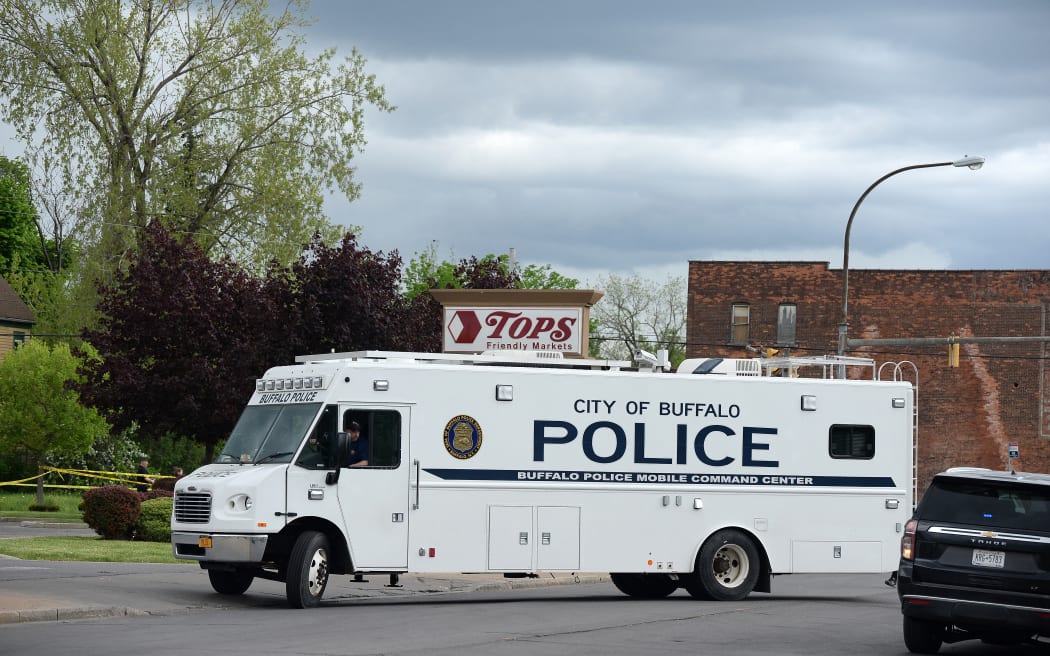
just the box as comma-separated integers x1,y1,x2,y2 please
337,406,411,569
285,404,341,529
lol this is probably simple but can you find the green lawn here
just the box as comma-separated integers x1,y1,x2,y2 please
0,491,184,563
0,536,187,563
0,490,84,520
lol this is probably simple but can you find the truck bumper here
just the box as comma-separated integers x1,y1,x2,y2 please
171,531,268,562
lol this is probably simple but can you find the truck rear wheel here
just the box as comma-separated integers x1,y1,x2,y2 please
681,574,713,600
610,573,678,598
693,529,760,601
286,531,330,608
208,569,254,595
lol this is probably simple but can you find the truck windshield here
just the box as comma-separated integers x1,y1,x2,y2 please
216,403,322,464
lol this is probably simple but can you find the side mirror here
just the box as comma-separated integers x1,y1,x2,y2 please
326,431,350,485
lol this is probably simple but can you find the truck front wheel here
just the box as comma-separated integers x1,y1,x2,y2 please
208,568,254,595
693,529,760,601
286,531,330,608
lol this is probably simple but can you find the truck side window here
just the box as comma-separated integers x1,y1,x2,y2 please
343,409,402,469
829,424,875,459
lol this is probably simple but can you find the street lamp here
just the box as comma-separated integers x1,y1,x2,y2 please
837,156,985,360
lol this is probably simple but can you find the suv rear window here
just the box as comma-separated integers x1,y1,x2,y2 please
918,476,1050,533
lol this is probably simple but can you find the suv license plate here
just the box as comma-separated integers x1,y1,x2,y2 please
972,549,1005,568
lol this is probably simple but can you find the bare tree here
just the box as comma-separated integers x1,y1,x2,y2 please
590,273,686,365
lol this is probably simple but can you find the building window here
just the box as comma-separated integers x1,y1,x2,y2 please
13,331,26,348
829,425,875,459
776,303,797,346
729,304,750,345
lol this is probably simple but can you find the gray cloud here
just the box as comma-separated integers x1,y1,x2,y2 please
5,1,1048,281
308,0,1049,279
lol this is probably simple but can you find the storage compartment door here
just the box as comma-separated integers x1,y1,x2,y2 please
488,506,533,570
537,506,580,570
791,540,883,572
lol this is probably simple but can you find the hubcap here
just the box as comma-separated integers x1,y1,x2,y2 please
712,543,749,588
308,547,329,596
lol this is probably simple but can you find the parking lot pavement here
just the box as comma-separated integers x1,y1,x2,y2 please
0,518,609,623
0,552,607,624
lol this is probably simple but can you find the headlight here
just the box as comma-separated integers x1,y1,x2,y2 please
226,494,253,512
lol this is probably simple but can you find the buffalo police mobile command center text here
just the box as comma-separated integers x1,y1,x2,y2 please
171,350,914,607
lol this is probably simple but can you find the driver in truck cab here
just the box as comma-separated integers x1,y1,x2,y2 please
345,420,368,467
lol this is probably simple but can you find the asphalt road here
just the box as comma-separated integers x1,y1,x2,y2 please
2,564,1048,656
2,521,1048,655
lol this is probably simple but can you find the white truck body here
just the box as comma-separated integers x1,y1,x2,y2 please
172,351,914,606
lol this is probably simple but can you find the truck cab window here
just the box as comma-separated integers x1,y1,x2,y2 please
343,409,402,468
296,404,339,469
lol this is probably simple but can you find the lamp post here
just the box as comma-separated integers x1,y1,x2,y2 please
837,156,985,361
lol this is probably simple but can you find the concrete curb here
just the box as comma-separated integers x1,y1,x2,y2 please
0,606,146,625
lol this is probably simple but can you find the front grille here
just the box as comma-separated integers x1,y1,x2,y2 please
174,492,212,523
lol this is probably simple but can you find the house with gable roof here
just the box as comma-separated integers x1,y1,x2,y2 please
0,274,34,358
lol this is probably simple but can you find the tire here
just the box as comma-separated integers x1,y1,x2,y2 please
902,615,943,654
208,569,254,595
610,573,678,598
286,530,331,608
693,529,760,601
681,573,714,600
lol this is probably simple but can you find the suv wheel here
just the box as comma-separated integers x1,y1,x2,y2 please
903,615,943,654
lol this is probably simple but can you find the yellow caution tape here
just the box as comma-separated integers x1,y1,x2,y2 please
1,466,180,489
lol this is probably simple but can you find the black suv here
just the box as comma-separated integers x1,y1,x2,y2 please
897,467,1050,653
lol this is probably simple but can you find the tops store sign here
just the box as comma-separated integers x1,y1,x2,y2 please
444,307,583,355
430,289,604,358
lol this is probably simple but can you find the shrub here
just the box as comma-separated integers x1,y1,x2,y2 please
28,503,60,512
81,486,142,539
136,496,174,543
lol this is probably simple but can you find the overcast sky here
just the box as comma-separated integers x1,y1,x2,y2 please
308,0,1049,283
4,1,1049,284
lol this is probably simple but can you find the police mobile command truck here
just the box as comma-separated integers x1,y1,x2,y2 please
172,350,914,608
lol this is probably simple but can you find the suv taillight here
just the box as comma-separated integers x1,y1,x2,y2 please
900,518,917,561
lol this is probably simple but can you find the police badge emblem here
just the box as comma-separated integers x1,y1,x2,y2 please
443,415,482,459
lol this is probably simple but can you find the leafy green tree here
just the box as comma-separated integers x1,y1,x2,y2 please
404,248,581,298
519,263,579,290
0,156,40,272
0,0,391,271
590,273,687,366
403,243,459,300
0,153,91,337
0,339,111,503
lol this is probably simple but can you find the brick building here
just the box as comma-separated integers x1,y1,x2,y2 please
686,261,1050,492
